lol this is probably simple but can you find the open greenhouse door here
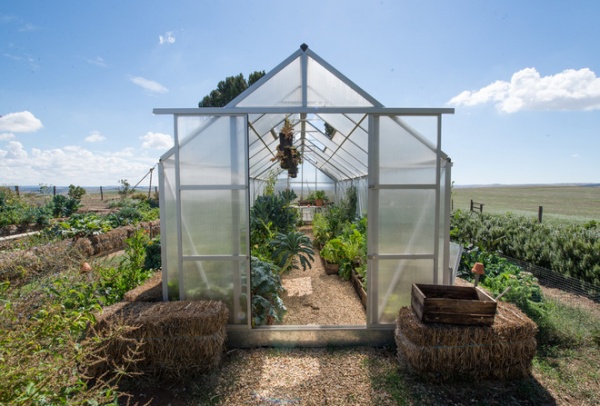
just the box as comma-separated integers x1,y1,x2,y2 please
160,114,250,325
367,114,445,325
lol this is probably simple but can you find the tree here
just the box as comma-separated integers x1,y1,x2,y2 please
198,71,265,107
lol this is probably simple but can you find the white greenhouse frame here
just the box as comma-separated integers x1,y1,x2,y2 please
155,44,454,347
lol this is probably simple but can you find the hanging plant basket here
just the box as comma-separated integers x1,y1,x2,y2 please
271,119,302,178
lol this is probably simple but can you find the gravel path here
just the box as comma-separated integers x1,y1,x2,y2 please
280,226,366,326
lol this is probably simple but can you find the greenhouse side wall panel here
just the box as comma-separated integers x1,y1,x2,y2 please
378,116,436,185
377,259,434,323
378,189,435,255
181,260,248,324
180,190,247,256
161,158,180,300
177,116,246,186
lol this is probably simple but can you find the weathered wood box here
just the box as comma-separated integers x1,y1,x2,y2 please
411,283,497,326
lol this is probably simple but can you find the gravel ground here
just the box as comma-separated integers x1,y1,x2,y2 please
280,226,366,326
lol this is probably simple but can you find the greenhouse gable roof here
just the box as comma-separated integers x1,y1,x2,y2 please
156,44,453,182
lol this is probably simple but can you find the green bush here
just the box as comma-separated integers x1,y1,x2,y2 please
249,256,286,326
51,194,81,217
143,236,161,270
0,187,35,228
451,210,600,287
250,193,298,247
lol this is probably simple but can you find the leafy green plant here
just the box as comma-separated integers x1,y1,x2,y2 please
313,190,328,204
68,184,87,200
250,256,286,326
250,193,298,246
269,231,315,273
312,212,331,248
143,235,161,270
279,189,297,204
44,213,113,238
51,194,81,217
320,238,345,264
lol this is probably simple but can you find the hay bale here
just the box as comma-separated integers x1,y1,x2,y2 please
90,300,228,379
123,272,163,302
395,301,537,381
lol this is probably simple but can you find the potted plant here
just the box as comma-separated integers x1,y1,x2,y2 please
313,190,328,207
320,238,345,275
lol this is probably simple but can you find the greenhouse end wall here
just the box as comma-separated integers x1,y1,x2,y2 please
157,107,453,342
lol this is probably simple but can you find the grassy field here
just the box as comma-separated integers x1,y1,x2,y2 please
452,185,600,225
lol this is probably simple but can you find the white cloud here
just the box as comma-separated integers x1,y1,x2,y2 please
140,131,173,150
3,52,39,70
159,31,176,45
0,133,15,140
0,111,43,133
130,76,168,94
85,56,107,67
0,143,158,186
449,68,600,113
85,131,106,143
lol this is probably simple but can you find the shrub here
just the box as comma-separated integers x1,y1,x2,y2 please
451,210,600,287
250,193,298,246
143,236,161,270
249,256,286,326
51,194,81,217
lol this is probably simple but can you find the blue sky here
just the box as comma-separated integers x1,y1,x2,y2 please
1,0,599,187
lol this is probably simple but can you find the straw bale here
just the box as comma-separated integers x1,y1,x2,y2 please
123,271,163,302
395,301,537,381
96,300,229,337
89,300,228,379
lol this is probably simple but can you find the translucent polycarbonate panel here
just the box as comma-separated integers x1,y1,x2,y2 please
437,163,447,283
180,190,247,256
236,57,302,107
286,160,335,199
377,259,435,323
397,116,439,150
378,189,436,255
176,115,213,144
178,116,246,186
318,113,368,146
307,58,375,107
379,116,437,185
161,157,179,297
356,177,369,216
449,242,463,282
248,113,288,137
181,260,248,324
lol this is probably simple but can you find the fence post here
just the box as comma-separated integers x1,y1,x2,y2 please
538,206,543,223
470,199,473,212
100,186,104,201
53,186,56,196
14,186,19,196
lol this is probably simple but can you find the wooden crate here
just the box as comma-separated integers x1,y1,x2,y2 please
411,283,497,326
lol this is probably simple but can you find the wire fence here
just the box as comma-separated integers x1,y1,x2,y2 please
499,254,600,303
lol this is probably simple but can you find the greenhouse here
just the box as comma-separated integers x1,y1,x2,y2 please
154,44,455,346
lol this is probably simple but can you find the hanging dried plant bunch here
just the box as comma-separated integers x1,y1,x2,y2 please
281,118,294,139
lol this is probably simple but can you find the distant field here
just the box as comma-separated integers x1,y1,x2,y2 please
452,185,600,225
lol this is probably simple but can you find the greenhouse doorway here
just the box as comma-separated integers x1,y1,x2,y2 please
247,113,368,329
